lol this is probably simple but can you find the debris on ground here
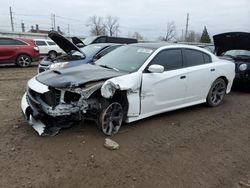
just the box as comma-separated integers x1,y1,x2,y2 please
239,180,250,187
104,138,119,150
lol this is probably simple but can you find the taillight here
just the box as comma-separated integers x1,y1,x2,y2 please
34,47,39,51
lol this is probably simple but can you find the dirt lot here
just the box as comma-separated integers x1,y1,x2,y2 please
0,65,250,188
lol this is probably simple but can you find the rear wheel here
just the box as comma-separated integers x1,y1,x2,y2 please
16,54,31,67
206,78,226,107
99,102,123,135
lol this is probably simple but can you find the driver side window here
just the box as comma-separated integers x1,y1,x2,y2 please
150,49,183,71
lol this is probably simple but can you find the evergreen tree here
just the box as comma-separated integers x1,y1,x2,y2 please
200,26,211,43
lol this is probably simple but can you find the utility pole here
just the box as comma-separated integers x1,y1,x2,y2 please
181,29,184,42
53,14,56,30
51,13,56,30
51,13,54,30
9,6,14,32
21,21,25,32
185,13,189,41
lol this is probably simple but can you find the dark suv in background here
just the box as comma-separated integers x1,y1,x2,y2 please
0,37,40,67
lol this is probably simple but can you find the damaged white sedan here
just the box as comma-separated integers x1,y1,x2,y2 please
21,43,235,136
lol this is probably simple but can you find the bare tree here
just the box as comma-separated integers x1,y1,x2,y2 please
132,32,144,40
186,31,201,42
105,15,120,36
87,16,106,36
165,21,176,41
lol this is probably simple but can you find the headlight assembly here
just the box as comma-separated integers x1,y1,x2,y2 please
239,64,247,71
50,62,68,69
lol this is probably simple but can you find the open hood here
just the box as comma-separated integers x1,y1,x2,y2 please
213,32,250,56
36,64,125,88
72,37,85,47
48,31,82,54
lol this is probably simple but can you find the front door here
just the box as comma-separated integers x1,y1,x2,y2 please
140,49,187,116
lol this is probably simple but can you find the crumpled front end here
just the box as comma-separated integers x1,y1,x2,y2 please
21,77,104,136
21,71,143,136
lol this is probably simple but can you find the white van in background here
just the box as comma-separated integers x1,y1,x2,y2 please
34,39,64,59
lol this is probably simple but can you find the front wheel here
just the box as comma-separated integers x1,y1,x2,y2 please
16,54,31,67
206,78,227,107
99,102,123,135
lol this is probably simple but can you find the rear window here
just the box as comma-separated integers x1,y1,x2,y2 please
35,40,47,46
0,38,26,45
47,41,56,45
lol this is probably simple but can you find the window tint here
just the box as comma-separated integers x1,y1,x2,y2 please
47,41,56,45
0,38,25,45
184,49,207,67
93,37,106,43
97,45,121,58
35,40,47,46
150,49,183,71
203,53,211,63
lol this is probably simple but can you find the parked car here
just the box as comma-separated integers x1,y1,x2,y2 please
34,39,64,58
214,32,250,84
0,37,40,67
38,31,122,73
21,43,235,136
199,44,215,54
82,35,138,46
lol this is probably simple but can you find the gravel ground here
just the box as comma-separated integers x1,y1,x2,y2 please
0,65,250,188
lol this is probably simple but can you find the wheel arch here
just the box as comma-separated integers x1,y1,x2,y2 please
111,90,129,121
16,53,32,63
216,76,228,86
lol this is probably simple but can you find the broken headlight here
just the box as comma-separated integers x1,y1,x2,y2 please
50,62,68,69
64,91,81,103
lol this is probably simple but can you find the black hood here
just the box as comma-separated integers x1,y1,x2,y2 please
36,64,125,88
72,37,85,47
213,32,250,56
48,31,82,54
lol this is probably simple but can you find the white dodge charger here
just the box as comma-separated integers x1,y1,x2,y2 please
21,43,235,136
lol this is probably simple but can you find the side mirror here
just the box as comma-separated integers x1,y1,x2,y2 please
148,64,164,73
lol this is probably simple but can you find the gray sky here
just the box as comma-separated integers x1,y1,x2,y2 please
0,0,249,40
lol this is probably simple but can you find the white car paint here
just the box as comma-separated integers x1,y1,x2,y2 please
34,39,64,56
21,44,235,135
101,44,235,123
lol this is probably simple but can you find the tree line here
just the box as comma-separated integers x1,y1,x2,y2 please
87,15,211,43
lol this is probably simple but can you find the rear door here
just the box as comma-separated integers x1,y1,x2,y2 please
0,38,24,62
141,49,187,115
35,40,48,55
182,48,215,102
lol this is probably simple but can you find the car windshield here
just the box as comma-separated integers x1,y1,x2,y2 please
72,44,104,57
82,36,98,45
224,50,250,57
95,45,155,72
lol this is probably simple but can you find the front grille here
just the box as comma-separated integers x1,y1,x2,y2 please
40,89,61,107
27,88,61,108
27,88,42,117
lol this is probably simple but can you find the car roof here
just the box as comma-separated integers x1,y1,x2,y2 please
87,43,121,47
130,42,176,49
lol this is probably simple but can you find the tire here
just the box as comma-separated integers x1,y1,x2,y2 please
99,102,123,135
48,51,57,59
206,78,227,107
16,54,31,67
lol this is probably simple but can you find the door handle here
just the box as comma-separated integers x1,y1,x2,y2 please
180,75,186,79
210,68,215,72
